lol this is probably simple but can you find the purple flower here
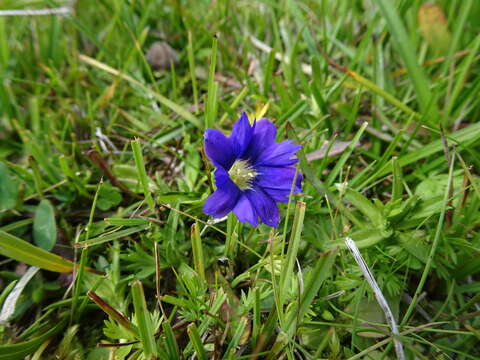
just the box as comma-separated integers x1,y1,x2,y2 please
203,113,302,227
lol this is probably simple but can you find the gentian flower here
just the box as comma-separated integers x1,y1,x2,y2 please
203,113,302,227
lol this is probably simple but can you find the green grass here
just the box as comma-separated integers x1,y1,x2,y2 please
1,0,480,358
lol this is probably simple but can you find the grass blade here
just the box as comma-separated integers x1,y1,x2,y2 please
190,222,206,282
187,323,207,360
0,230,75,273
78,54,201,129
163,322,180,360
132,280,158,359
75,224,149,248
285,251,337,337
279,201,306,297
376,0,439,124
0,320,66,360
131,139,155,211
205,35,218,129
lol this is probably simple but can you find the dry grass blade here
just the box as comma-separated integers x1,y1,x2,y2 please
345,237,405,360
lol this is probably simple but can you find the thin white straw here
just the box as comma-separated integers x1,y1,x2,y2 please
0,7,72,17
345,237,405,360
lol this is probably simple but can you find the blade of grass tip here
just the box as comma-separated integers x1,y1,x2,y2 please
401,153,456,326
78,54,201,128
187,323,207,360
325,122,368,186
191,222,206,283
131,281,157,359
205,35,218,129
187,31,199,112
344,237,404,360
376,0,439,124
131,139,155,212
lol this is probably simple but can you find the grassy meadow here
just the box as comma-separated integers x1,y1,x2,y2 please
1,0,480,358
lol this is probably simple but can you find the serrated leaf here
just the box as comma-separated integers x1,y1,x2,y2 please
33,200,57,251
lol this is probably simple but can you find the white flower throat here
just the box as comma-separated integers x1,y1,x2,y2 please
228,160,257,190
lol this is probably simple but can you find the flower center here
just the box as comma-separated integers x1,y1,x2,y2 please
228,160,257,190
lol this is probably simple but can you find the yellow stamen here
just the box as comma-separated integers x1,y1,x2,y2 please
228,160,258,190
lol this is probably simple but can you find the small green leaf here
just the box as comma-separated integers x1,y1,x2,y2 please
0,163,18,211
33,200,57,251
96,183,122,211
